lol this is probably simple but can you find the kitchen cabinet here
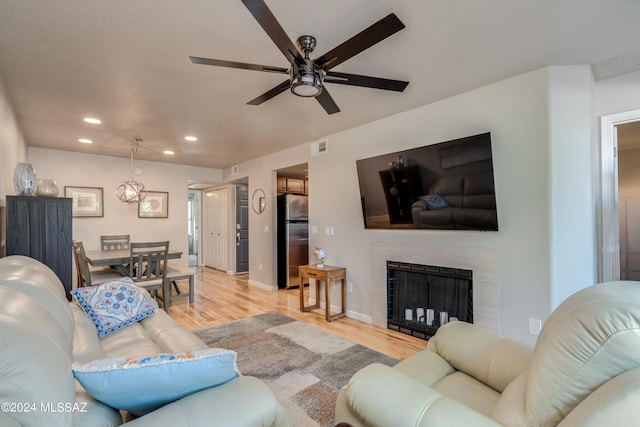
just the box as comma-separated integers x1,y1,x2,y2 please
277,177,308,195
285,178,305,194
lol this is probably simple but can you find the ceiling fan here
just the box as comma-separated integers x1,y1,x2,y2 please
189,0,409,115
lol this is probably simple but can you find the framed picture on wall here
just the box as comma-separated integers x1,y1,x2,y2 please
138,191,169,218
64,186,104,217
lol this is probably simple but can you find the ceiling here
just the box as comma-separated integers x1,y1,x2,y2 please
1,0,640,170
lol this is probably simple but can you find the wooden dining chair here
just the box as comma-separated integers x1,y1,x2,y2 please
129,241,169,302
101,234,130,251
72,240,123,287
157,264,195,311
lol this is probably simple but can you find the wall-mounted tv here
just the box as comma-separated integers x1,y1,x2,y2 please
355,132,498,231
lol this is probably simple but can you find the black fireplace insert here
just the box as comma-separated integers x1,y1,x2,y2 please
387,261,472,339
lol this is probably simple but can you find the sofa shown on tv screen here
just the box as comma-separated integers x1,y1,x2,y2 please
355,132,499,231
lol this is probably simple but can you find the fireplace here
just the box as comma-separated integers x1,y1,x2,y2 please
387,261,472,340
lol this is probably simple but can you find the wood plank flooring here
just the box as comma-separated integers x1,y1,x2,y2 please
169,266,425,360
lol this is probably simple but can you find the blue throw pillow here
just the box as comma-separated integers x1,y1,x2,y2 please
70,277,155,338
72,348,240,415
420,194,450,210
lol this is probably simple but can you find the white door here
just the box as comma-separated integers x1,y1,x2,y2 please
204,188,229,271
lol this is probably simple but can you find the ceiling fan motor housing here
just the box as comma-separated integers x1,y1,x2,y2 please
290,35,322,97
297,35,317,57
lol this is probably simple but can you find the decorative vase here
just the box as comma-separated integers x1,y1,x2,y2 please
13,163,37,196
35,179,59,197
313,247,326,268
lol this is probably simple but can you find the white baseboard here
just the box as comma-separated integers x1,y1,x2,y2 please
248,279,278,292
307,298,372,324
345,310,372,324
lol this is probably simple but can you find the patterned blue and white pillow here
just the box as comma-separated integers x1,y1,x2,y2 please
71,277,154,338
72,348,240,415
420,194,450,211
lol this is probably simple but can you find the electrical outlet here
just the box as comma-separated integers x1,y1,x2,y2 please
258,263,263,271
347,282,353,292
528,318,542,335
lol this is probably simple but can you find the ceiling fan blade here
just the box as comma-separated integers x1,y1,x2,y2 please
190,56,289,74
315,87,340,115
241,0,306,66
247,80,291,105
324,71,409,92
316,13,405,71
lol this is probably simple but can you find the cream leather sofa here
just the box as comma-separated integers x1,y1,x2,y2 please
336,281,640,426
0,255,290,427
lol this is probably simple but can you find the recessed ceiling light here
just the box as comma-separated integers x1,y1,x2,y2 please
83,117,102,124
184,136,198,142
78,138,93,144
163,150,175,155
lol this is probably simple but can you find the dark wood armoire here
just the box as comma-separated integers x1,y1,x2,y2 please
6,196,73,298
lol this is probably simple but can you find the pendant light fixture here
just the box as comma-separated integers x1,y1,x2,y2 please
116,137,147,204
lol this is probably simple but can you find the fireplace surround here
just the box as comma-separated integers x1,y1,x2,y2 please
387,261,472,339
371,242,499,335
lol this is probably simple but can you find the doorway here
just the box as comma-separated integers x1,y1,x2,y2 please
600,109,640,282
187,191,200,267
615,121,640,280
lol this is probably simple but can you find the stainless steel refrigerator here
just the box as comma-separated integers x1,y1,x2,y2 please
277,194,309,288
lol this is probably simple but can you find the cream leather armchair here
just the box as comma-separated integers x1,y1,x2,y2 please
335,281,640,426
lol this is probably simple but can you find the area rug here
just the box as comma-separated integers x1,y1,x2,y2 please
193,312,398,427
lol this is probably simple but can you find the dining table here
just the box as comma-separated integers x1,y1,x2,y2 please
85,248,183,276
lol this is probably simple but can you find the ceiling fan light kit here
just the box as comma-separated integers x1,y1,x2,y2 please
290,64,323,97
190,0,409,114
290,71,322,97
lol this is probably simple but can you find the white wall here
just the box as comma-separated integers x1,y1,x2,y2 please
308,66,596,344
28,148,223,278
0,76,28,200
547,66,597,308
595,70,640,117
232,65,598,345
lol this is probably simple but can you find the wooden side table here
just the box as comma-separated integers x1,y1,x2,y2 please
299,264,346,322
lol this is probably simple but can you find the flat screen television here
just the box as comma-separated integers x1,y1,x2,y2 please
355,132,498,231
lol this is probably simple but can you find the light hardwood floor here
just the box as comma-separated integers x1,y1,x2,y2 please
169,266,426,360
